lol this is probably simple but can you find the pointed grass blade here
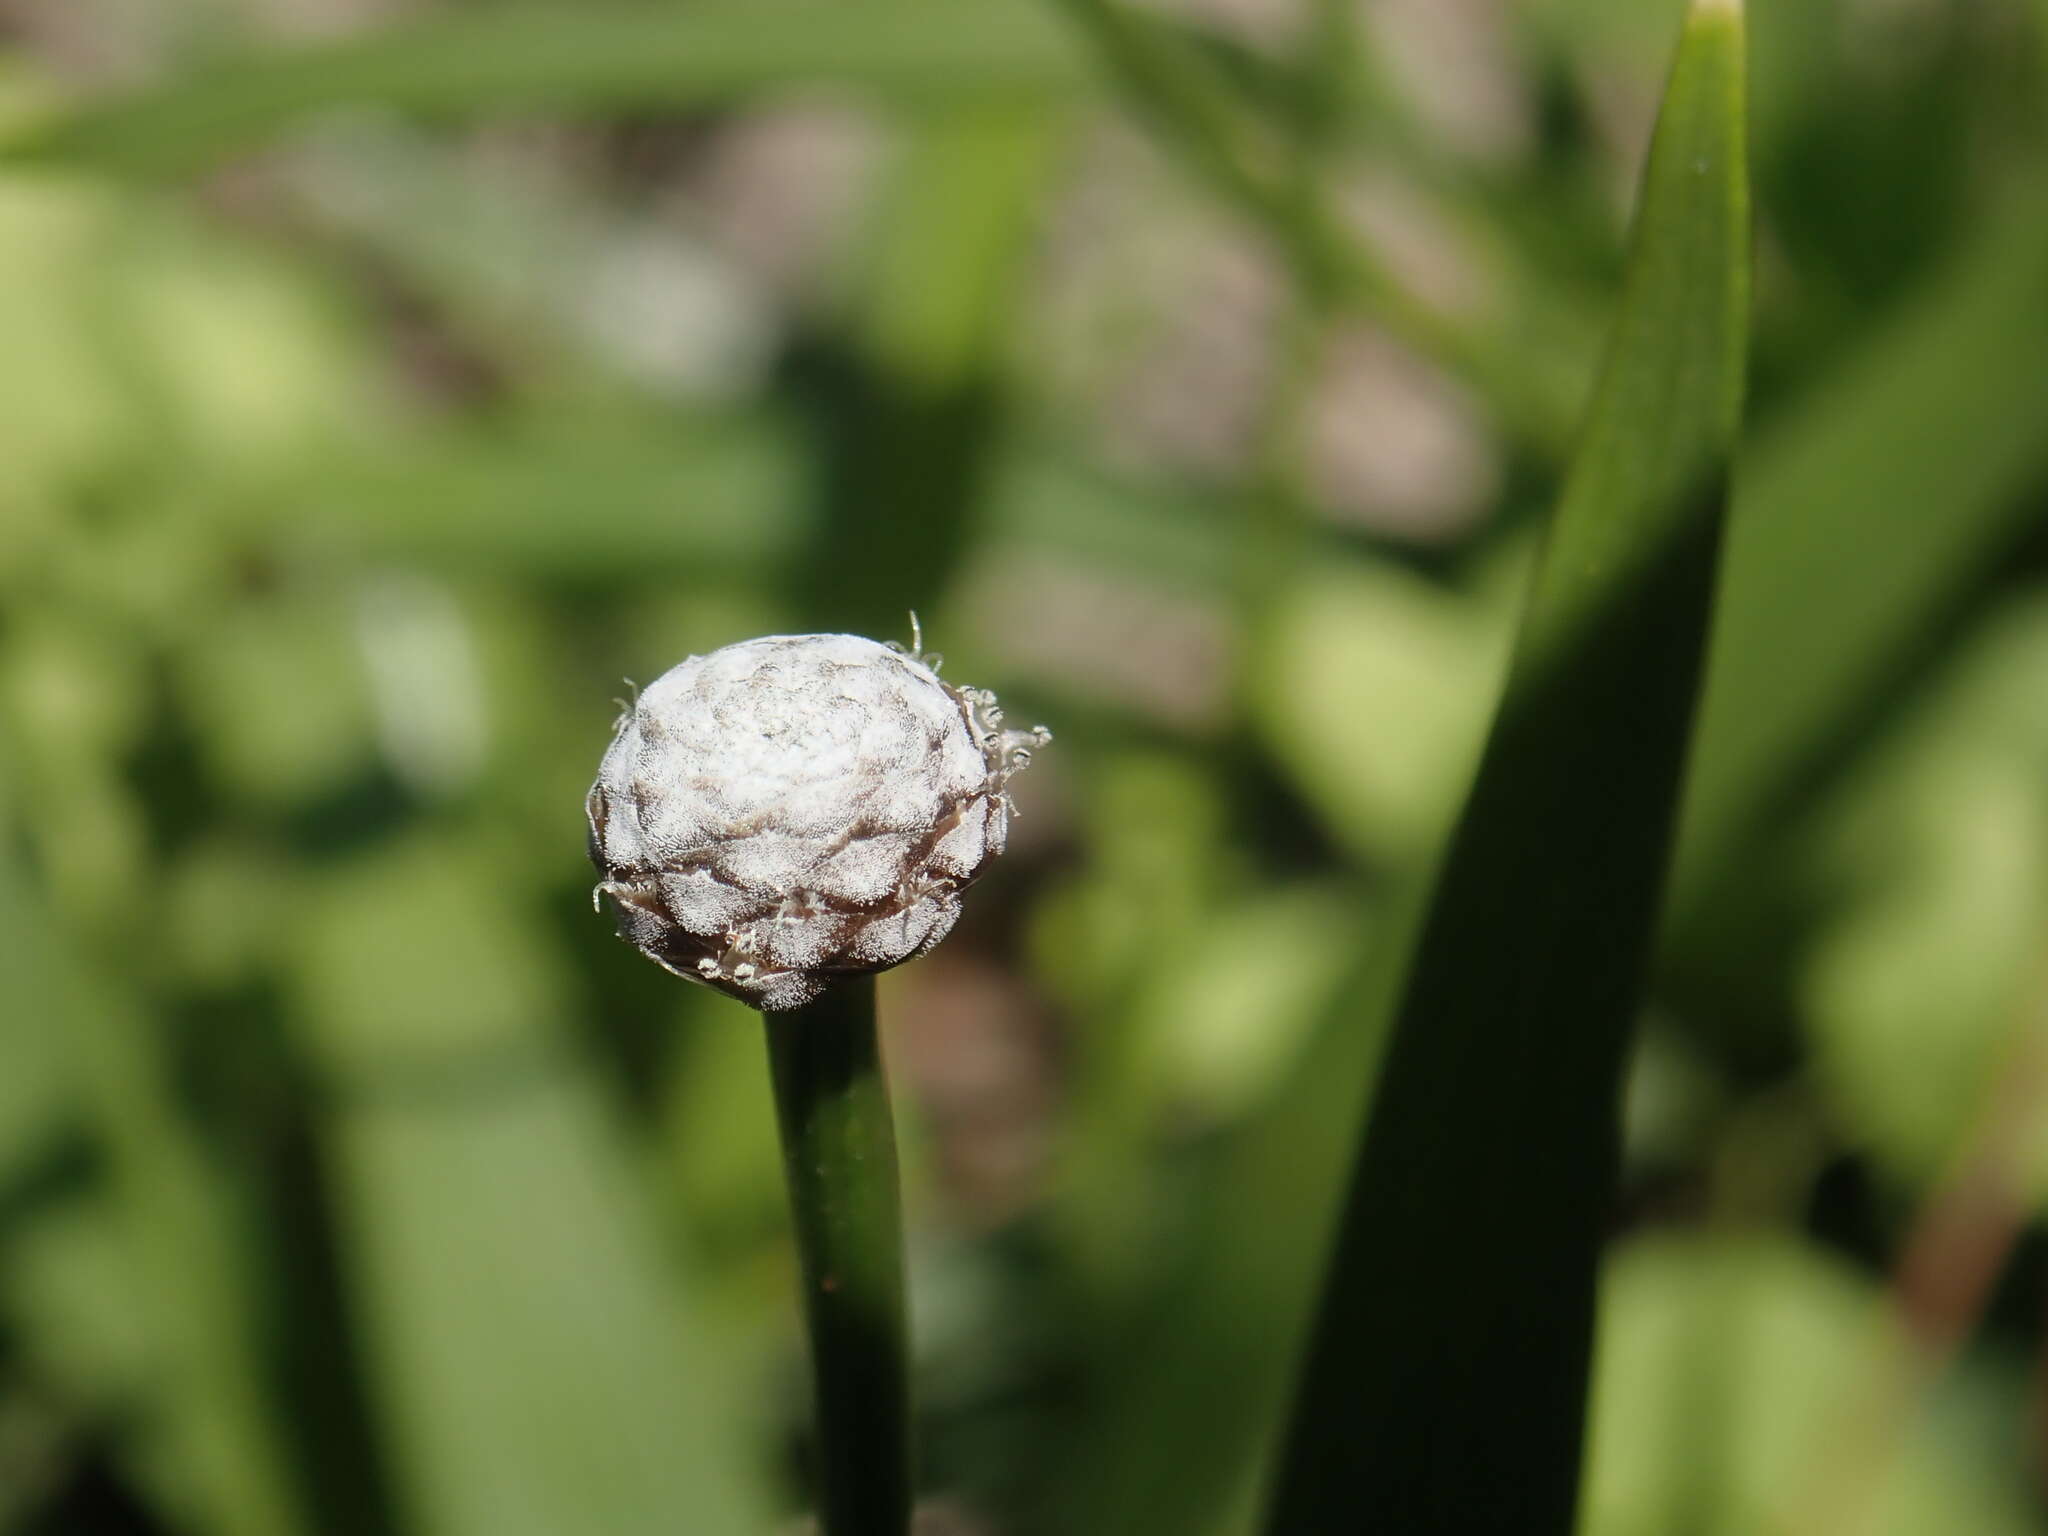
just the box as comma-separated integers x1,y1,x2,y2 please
1068,39,2048,1536
1264,4,1749,1532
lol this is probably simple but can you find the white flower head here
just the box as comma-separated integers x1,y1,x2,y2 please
587,631,1048,1011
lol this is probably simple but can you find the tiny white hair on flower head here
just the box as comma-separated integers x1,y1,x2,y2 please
586,629,1050,1011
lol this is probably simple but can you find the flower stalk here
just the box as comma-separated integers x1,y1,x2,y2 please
586,630,1044,1534
766,976,911,1536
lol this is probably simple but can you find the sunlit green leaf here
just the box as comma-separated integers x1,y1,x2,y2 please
292,835,770,1536
295,412,810,583
1252,549,1520,866
1801,596,2048,1197
1584,1234,2036,1536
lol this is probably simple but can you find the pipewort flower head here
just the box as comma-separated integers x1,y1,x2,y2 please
586,628,1049,1012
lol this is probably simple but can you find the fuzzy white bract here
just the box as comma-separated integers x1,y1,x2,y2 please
587,632,1047,1011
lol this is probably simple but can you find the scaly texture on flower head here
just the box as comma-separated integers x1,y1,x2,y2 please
586,632,1047,1011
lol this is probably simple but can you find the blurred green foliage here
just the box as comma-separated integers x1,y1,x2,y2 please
0,1,2046,1533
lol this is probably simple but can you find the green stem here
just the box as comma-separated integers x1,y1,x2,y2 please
1047,0,1571,456
765,976,912,1536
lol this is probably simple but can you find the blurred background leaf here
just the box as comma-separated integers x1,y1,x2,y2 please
1582,1233,2039,1536
2,0,2047,1533
0,2,1086,175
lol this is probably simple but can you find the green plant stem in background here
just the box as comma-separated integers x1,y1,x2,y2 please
765,977,912,1536
1265,2,1749,1532
1046,0,1573,456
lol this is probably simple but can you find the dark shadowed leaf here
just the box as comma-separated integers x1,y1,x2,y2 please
1266,2,1749,1531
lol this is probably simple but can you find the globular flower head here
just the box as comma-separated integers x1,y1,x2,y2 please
586,632,1047,1011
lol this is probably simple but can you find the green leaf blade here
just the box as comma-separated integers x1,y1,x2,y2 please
0,3,1083,177
292,838,770,1536
1264,4,1749,1533
1675,185,2048,904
